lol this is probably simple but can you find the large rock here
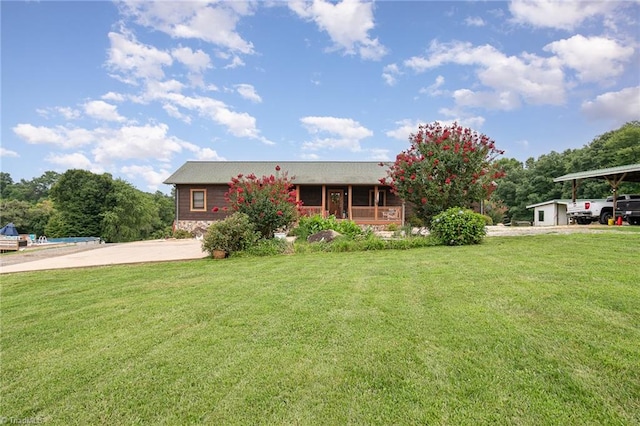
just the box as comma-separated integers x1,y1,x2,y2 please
307,229,342,243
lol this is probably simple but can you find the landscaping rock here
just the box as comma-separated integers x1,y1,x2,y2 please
307,229,342,243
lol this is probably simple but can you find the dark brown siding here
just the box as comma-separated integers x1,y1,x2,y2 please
176,184,230,221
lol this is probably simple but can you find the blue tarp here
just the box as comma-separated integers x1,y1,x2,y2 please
0,223,19,236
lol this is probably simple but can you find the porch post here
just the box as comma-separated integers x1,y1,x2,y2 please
374,186,379,221
322,185,326,218
348,185,353,220
296,185,300,203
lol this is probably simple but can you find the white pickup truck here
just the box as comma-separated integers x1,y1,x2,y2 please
567,197,613,224
567,194,639,225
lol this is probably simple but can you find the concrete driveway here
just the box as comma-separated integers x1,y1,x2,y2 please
0,239,207,274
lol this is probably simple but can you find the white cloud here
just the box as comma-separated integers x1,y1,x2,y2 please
84,100,126,122
382,63,401,86
300,116,373,151
508,0,617,30
465,16,485,27
544,35,634,83
172,46,211,73
36,106,81,120
118,1,255,54
92,123,186,164
581,86,640,124
367,148,390,161
289,0,387,60
102,92,126,102
135,83,272,144
120,164,171,191
106,30,173,84
13,124,94,148
437,109,486,129
404,40,566,108
0,147,19,158
45,152,98,172
385,119,421,141
419,75,446,96
235,84,263,103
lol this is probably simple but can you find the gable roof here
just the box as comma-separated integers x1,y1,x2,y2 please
553,163,640,183
164,161,392,185
526,199,575,209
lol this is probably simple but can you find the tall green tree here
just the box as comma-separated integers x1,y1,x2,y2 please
101,179,156,242
48,169,113,237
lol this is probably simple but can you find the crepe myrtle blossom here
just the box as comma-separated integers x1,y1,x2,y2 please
212,166,303,238
381,122,505,225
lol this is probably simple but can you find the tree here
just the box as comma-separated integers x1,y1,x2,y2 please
218,166,302,238
101,180,156,242
48,169,113,237
0,172,14,199
383,122,505,225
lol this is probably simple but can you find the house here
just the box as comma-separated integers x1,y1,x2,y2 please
526,200,571,226
164,161,405,232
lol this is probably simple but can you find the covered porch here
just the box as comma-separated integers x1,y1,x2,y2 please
296,184,404,225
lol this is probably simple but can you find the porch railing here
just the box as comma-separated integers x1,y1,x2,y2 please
299,206,402,223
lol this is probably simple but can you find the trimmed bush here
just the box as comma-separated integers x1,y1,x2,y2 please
202,213,260,256
241,238,289,257
429,207,487,246
292,214,363,240
173,229,193,239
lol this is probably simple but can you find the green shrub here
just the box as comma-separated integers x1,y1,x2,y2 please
173,229,194,239
407,215,424,228
429,207,487,246
241,238,289,257
482,215,493,226
202,213,260,256
292,215,363,240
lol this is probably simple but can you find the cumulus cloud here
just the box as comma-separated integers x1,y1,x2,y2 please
405,40,565,109
581,86,640,124
0,147,19,158
118,1,255,54
235,84,262,103
289,0,387,60
106,30,173,84
45,152,97,172
102,92,126,102
508,0,617,30
543,35,634,83
13,124,94,147
120,164,172,191
84,100,126,122
300,116,373,151
134,82,272,144
385,119,422,141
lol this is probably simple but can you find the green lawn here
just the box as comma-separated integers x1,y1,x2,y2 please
2,233,639,425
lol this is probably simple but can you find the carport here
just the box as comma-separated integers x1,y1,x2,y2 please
553,163,640,222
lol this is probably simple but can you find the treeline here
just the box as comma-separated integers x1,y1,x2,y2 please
0,170,174,243
492,121,640,221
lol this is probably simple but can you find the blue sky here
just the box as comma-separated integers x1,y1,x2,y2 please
2,0,639,193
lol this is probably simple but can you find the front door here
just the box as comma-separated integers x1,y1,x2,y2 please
328,189,344,218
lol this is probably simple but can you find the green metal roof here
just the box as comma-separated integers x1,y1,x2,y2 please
553,163,640,183
164,161,392,185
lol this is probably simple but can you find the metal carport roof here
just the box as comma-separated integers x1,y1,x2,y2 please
553,163,640,184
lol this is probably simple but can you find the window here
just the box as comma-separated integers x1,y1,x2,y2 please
190,189,206,211
538,210,544,222
369,190,386,206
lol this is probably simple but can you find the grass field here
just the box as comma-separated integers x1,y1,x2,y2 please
2,232,639,425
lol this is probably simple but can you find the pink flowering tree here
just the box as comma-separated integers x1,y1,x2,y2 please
381,122,506,225
215,166,302,238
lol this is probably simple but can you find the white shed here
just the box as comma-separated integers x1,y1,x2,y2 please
526,200,570,226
